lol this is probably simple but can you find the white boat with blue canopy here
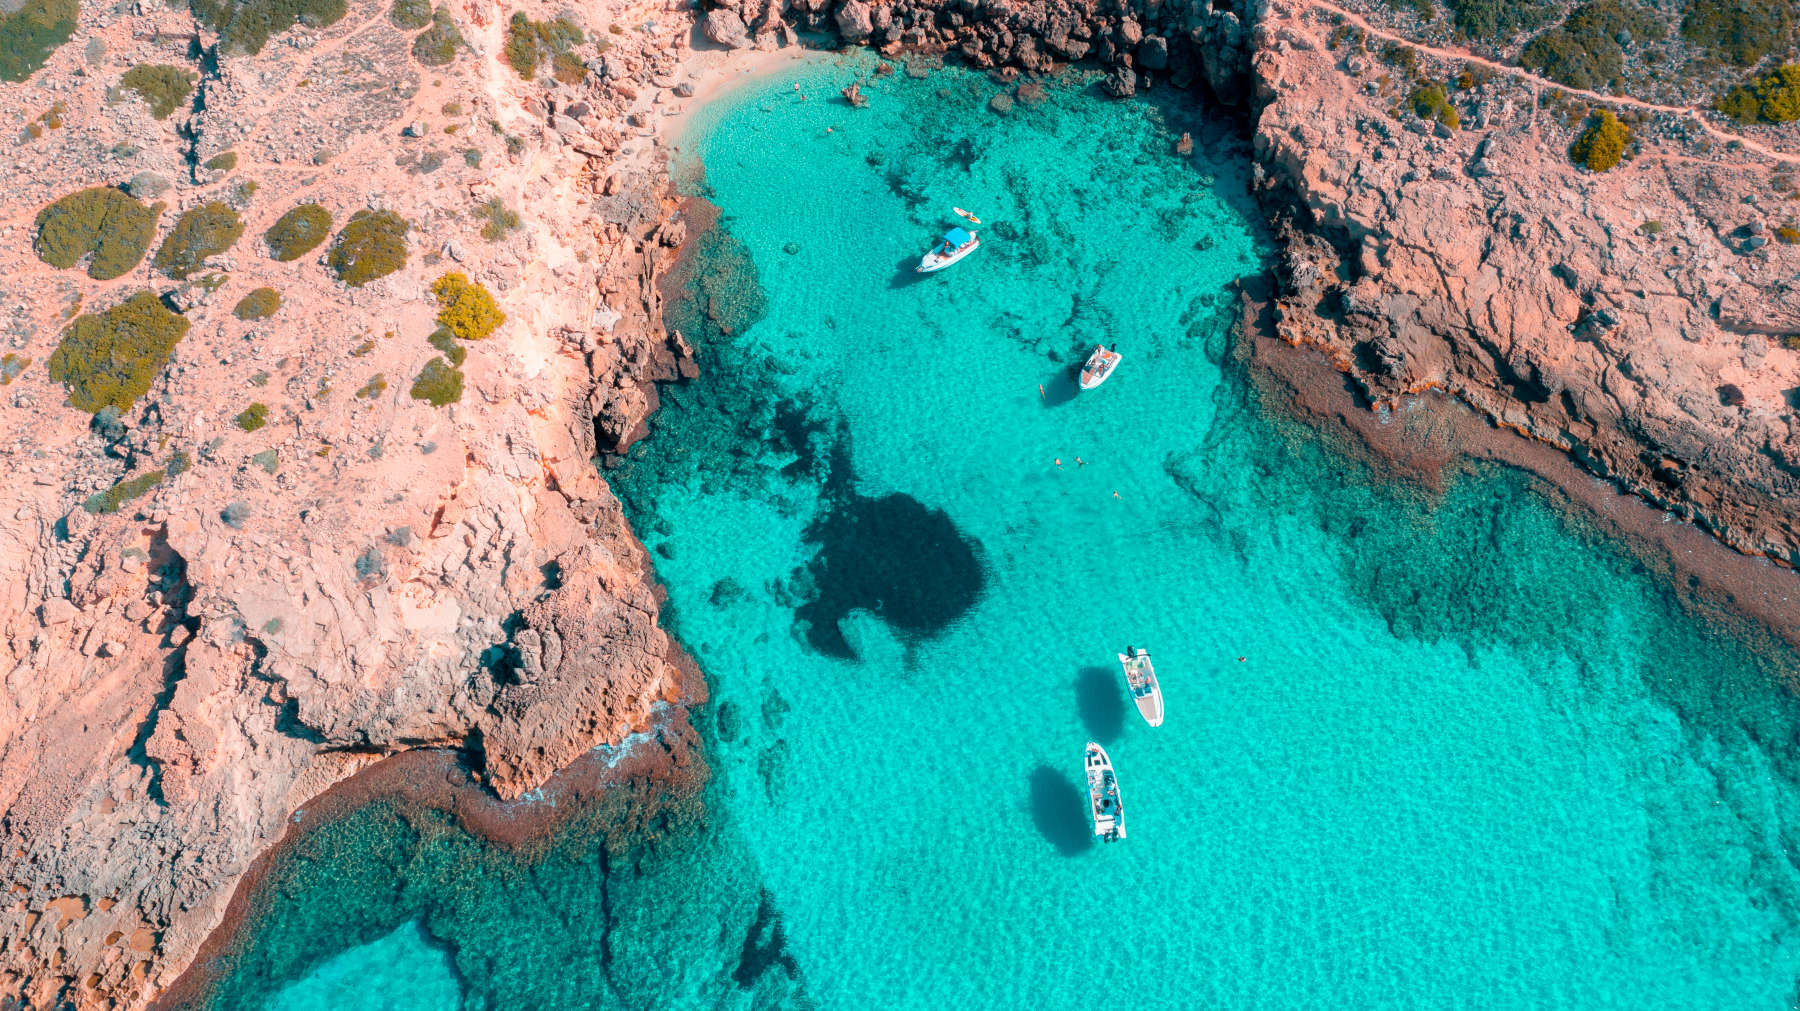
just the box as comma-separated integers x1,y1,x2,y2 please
917,226,980,273
1118,646,1164,727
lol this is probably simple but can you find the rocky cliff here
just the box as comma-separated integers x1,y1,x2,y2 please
1250,2,1800,563
0,0,703,1004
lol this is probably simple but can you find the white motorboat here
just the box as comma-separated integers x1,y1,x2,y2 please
1084,742,1126,842
917,227,980,273
1080,344,1122,389
1118,646,1164,727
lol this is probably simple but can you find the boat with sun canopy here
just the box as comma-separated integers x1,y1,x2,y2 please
917,226,980,273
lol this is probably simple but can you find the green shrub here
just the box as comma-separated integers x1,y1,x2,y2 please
1716,65,1800,124
1639,219,1664,234
265,203,332,261
1784,336,1800,351
35,187,164,280
1520,2,1664,91
1410,83,1460,127
120,64,197,120
154,202,244,279
432,272,505,340
412,7,463,66
48,292,191,414
356,373,388,399
1443,0,1556,42
0,0,76,83
84,468,166,515
389,0,431,29
252,449,278,473
327,209,410,286
551,50,587,84
233,287,282,320
236,402,268,430
477,198,519,241
1681,0,1792,68
1571,110,1632,171
205,151,239,171
190,0,348,54
428,326,467,366
504,12,583,79
1778,224,1800,244
409,357,464,406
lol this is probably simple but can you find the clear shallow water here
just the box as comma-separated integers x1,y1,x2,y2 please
201,55,1800,1010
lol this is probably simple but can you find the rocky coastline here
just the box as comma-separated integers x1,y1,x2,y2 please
7,0,1800,1005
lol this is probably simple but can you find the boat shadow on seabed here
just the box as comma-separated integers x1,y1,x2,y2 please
1028,765,1096,856
1075,666,1125,744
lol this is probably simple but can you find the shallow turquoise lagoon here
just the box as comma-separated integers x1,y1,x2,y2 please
206,55,1800,1009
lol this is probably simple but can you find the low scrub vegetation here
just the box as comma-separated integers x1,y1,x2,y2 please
0,0,77,83
236,402,268,431
205,151,239,171
120,64,196,120
409,357,464,406
1717,65,1800,124
48,292,191,414
154,202,244,279
389,0,431,29
505,12,583,80
84,468,167,515
356,374,388,399
477,198,520,241
327,209,410,286
433,272,505,340
1519,1,1664,92
190,0,348,54
1570,109,1632,171
233,287,282,320
35,187,164,280
412,7,464,66
265,203,332,261
1442,0,1556,43
0,354,30,385
428,327,467,366
1409,83,1461,128
1681,0,1793,68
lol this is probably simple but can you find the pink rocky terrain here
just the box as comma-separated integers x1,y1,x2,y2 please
1252,0,1800,564
5,0,1800,1004
0,0,712,1004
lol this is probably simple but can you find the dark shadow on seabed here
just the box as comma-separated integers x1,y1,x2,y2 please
1028,765,1095,856
1075,666,1125,744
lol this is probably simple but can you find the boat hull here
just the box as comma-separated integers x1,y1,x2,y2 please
917,238,980,273
1118,650,1164,727
1080,347,1122,389
1084,742,1126,841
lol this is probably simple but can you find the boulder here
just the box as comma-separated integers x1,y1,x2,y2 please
39,598,78,625
835,0,873,42
703,8,753,49
1138,35,1169,71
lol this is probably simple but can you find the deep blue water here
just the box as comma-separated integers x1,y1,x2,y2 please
197,54,1800,1010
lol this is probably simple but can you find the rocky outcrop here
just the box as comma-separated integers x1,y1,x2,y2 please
1249,10,1800,563
709,0,1259,104
0,0,703,1005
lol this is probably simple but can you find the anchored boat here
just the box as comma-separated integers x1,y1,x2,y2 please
1084,742,1126,842
1080,344,1122,389
917,227,980,273
1118,646,1164,727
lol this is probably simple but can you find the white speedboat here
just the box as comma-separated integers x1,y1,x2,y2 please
917,227,980,273
1080,344,1121,389
1084,742,1126,842
1118,646,1164,727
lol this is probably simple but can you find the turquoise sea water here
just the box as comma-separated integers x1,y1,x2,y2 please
200,55,1800,1009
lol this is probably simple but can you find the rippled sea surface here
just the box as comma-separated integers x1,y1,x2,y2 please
205,54,1800,1010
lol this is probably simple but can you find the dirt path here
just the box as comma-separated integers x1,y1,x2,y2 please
1277,0,1798,164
